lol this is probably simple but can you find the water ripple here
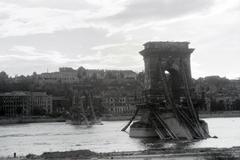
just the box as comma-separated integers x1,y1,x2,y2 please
0,118,240,157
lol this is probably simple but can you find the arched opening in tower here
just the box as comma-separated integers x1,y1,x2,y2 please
164,68,184,103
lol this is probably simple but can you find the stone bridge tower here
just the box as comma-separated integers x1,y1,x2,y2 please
123,41,210,140
140,41,194,104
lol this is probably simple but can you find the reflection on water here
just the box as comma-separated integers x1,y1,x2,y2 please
0,118,239,157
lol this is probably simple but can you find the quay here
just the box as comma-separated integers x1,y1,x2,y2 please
0,116,65,125
1,110,240,125
199,111,240,118
2,147,240,160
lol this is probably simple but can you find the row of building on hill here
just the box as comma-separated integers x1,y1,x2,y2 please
1,86,240,117
38,67,138,84
195,82,240,111
0,90,145,117
0,91,52,117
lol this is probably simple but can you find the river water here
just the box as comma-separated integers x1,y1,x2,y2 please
0,118,240,157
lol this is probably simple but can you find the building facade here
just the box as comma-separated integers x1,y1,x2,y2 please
102,91,144,115
52,96,70,114
104,70,137,79
38,67,78,84
86,69,105,79
0,91,52,117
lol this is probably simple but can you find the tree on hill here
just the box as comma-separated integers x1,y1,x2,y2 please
91,72,97,80
119,72,124,79
204,76,230,88
211,100,225,111
32,72,38,83
234,99,240,110
0,71,8,80
105,71,117,79
0,71,9,92
77,66,87,80
137,71,144,84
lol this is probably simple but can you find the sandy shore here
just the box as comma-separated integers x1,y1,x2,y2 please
2,146,240,160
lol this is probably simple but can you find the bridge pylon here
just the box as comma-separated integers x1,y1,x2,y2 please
123,41,210,140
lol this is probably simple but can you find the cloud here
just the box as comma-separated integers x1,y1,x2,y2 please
94,0,216,37
103,0,215,24
0,0,126,38
6,45,77,64
10,46,36,53
0,0,217,39
0,2,90,37
2,0,94,10
91,43,126,50
125,35,132,41
1,0,240,79
77,52,102,61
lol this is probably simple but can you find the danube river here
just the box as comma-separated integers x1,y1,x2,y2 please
0,118,240,157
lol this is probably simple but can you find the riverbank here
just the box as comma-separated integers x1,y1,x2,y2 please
0,116,65,125
1,111,240,125
102,115,141,121
2,146,240,160
102,111,240,121
199,110,240,118
0,115,140,124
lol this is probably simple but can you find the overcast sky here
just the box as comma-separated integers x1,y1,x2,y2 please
0,0,240,79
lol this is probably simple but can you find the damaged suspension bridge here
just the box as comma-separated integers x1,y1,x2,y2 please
122,41,210,140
